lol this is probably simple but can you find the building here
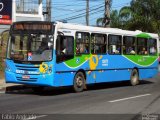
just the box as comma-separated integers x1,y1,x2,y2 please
0,0,44,33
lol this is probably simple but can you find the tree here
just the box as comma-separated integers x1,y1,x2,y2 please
110,10,121,28
117,0,160,35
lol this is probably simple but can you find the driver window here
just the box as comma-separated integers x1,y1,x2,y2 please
10,35,25,60
56,35,74,63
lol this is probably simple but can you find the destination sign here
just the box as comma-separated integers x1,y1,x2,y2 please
13,23,52,32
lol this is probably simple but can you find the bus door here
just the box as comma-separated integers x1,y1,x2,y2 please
56,34,74,63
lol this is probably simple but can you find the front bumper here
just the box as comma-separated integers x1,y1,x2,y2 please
5,71,54,87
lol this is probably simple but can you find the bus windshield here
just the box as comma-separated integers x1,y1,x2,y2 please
7,33,54,62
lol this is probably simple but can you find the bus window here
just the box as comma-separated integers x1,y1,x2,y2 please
56,35,74,63
9,35,28,61
123,36,136,55
137,38,148,55
91,33,106,54
148,38,157,55
76,32,90,55
108,35,122,55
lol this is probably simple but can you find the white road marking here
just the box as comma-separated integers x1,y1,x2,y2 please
109,94,151,103
35,115,48,119
23,115,47,120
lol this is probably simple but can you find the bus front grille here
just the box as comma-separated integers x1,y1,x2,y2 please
15,65,39,72
16,77,37,82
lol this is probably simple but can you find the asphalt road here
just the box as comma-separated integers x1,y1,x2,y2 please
0,73,160,120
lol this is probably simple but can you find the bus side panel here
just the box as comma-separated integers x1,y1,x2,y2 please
138,61,158,80
139,68,158,80
54,55,158,86
86,69,131,83
54,72,75,87
101,70,131,82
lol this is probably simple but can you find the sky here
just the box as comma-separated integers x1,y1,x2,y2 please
50,0,132,26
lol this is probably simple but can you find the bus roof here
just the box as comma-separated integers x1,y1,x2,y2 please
56,21,159,39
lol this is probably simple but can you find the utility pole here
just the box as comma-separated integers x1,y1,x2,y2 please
86,0,89,26
46,0,51,21
104,0,110,27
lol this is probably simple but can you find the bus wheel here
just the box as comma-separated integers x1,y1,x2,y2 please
73,72,85,92
130,69,139,86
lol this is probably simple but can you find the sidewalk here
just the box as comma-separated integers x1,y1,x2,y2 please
0,78,7,91
0,71,5,90
0,78,14,91
0,77,22,91
0,78,6,90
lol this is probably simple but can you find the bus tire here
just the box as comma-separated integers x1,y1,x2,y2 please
73,72,85,92
130,69,139,86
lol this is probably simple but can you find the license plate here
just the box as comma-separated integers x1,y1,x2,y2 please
22,75,30,79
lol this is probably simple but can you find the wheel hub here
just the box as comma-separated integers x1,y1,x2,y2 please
132,73,137,83
76,76,83,87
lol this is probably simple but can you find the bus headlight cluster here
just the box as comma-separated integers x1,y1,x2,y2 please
6,64,12,72
49,68,52,73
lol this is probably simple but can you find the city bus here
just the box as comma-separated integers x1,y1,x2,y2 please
5,21,159,92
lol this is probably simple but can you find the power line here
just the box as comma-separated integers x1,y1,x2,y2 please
90,12,104,22
52,3,104,19
44,1,86,7
62,9,104,21
57,5,104,21
48,0,130,25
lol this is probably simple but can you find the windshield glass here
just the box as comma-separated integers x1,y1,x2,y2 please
7,33,54,62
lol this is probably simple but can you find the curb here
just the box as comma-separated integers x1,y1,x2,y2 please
0,86,6,92
0,85,29,93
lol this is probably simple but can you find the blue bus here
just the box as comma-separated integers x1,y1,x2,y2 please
5,21,159,92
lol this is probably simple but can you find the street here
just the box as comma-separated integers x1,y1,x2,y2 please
0,74,160,120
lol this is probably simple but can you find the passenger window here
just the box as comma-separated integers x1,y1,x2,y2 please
123,36,136,55
76,32,90,54
137,38,148,55
148,38,157,55
108,35,122,54
56,35,74,63
91,33,107,54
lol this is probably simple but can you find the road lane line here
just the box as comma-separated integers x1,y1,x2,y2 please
24,115,47,120
35,115,48,119
109,94,151,103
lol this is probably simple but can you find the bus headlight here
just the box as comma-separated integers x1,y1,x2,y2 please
49,68,52,73
6,64,12,72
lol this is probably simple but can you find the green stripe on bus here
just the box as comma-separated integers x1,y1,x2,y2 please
136,33,152,38
65,54,91,68
123,55,158,66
